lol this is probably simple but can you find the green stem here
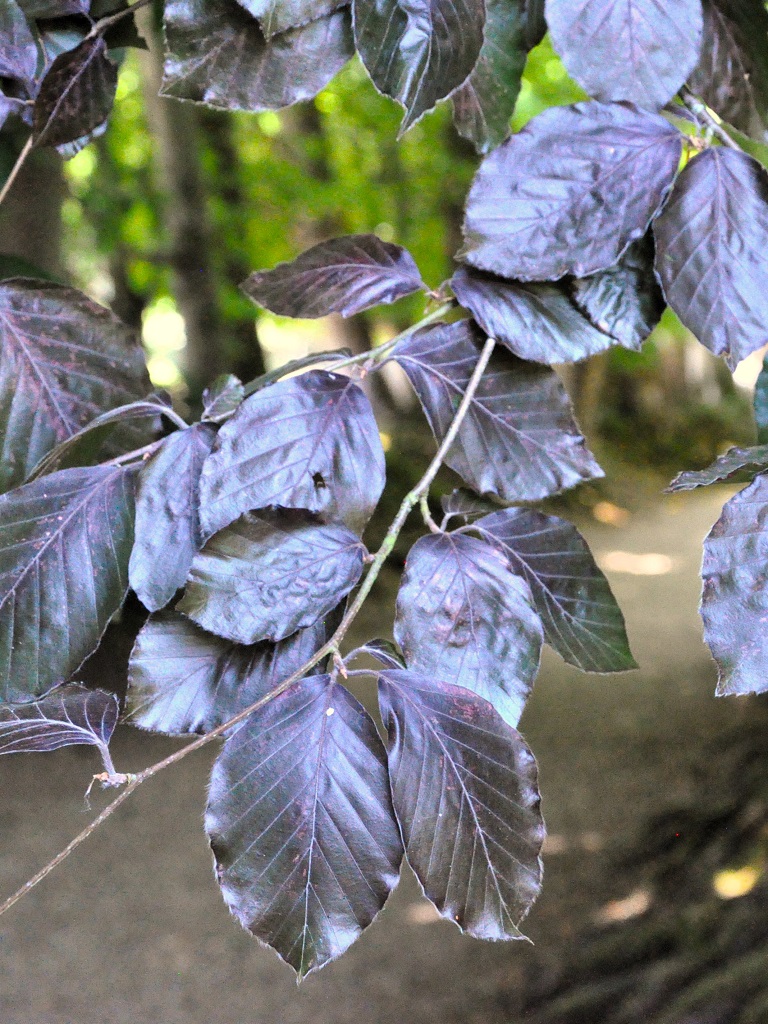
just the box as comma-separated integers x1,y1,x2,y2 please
0,335,494,922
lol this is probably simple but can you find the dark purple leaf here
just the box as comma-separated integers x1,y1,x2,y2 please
202,374,244,422
55,117,108,160
0,0,38,89
524,0,545,48
394,533,543,727
394,319,603,502
126,608,339,735
440,487,501,525
378,670,544,938
199,370,385,537
0,466,135,703
33,36,117,148
461,101,682,281
241,234,425,319
349,637,406,670
451,266,618,364
688,0,768,138
0,93,27,131
162,0,353,112
546,0,703,108
654,147,768,369
235,0,344,39
570,235,665,350
754,353,768,444
178,509,364,645
354,0,484,133
16,1,88,15
129,424,216,613
0,280,150,492
701,474,768,695
472,508,636,672
206,674,403,977
451,0,528,155
667,445,768,492
0,684,117,756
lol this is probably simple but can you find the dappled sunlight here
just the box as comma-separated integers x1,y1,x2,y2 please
713,866,762,900
598,550,676,576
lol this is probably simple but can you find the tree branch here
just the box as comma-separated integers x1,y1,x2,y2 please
0,334,496,921
680,87,742,152
0,137,34,209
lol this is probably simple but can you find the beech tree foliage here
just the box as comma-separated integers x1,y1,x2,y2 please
1,0,768,982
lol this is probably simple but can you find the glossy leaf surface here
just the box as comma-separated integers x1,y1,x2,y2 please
701,474,768,695
0,280,150,492
461,101,682,281
354,0,484,133
33,37,118,147
206,674,403,976
546,0,703,108
200,370,385,537
0,0,38,88
0,466,135,703
394,320,603,502
235,0,344,39
654,147,768,369
202,374,244,422
241,234,425,318
129,424,216,613
667,446,768,492
451,266,618,364
440,487,501,525
451,0,528,154
379,671,544,938
0,684,117,756
473,508,636,672
394,532,543,727
570,235,664,350
688,0,768,137
126,609,338,735
178,510,364,645
162,0,353,112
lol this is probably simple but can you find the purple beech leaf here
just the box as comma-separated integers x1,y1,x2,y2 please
654,147,768,370
199,370,385,537
0,0,38,89
202,374,244,422
546,0,703,108
126,608,340,735
688,0,768,138
570,235,664,350
461,101,682,281
378,670,545,938
17,1,89,15
129,424,217,613
451,266,619,364
178,509,365,645
241,234,425,319
0,466,135,703
0,93,27,131
451,0,528,155
55,118,108,161
472,508,636,673
162,0,353,112
701,474,768,696
394,319,603,502
667,446,768,492
348,637,406,670
354,0,485,134
33,36,118,148
0,279,150,492
0,684,118,756
234,0,344,39
394,532,543,727
524,0,546,48
754,354,768,444
206,674,403,977
440,487,502,525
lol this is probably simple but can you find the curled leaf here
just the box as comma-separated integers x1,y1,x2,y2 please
0,684,118,757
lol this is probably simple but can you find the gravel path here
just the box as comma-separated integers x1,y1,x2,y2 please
0,487,748,1024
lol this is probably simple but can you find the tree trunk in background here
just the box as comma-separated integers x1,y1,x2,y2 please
138,9,225,397
0,136,64,280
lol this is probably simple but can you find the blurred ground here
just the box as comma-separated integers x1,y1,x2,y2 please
0,485,749,1024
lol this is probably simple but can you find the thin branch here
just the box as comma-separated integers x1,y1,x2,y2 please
87,0,153,38
0,335,496,920
680,88,742,152
0,136,34,208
